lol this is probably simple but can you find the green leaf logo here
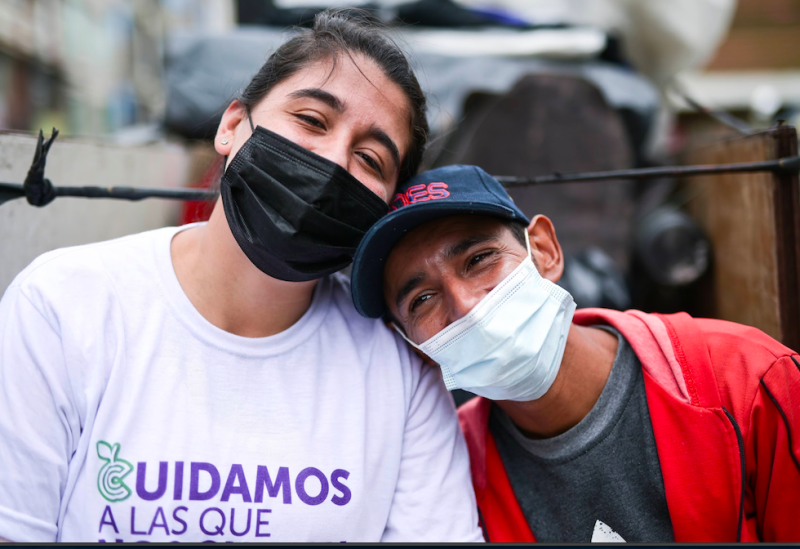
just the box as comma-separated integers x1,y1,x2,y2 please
97,441,133,502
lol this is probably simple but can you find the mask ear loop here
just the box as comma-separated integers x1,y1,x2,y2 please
246,106,255,133
388,320,444,370
223,107,256,174
389,320,423,351
524,226,532,257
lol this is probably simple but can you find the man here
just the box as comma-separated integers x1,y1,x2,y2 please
350,164,800,543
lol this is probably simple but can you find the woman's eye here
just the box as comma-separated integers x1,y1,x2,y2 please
294,114,325,130
357,152,384,178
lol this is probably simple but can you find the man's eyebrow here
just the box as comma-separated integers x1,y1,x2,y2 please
395,272,426,312
366,124,401,173
444,234,499,260
288,88,345,113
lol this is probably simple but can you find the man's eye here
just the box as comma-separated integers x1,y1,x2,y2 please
357,152,384,178
294,114,325,129
409,293,432,313
468,252,493,269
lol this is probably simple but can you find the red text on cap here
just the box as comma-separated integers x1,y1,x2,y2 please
390,182,450,211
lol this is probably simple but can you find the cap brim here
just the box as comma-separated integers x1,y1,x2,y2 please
351,201,523,318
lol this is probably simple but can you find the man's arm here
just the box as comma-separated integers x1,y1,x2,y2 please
746,355,800,541
380,353,483,542
0,283,76,542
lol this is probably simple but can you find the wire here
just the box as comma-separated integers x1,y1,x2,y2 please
2,129,798,207
497,157,799,188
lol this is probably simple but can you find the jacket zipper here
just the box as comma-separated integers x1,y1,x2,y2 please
722,407,745,542
477,506,490,542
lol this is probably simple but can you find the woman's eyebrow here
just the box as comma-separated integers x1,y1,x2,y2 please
288,88,345,112
366,124,401,173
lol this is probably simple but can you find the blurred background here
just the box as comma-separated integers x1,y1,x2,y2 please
0,0,234,137
2,1,798,141
1,0,799,348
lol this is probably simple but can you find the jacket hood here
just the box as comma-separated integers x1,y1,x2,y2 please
573,308,693,405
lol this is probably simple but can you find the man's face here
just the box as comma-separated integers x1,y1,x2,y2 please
383,215,530,344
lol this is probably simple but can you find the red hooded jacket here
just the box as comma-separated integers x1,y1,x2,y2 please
458,309,800,542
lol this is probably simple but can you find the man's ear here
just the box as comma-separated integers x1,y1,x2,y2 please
214,100,247,157
527,215,564,283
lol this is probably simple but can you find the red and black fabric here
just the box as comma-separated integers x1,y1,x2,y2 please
459,309,800,542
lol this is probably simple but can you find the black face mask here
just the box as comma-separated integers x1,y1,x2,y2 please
220,123,389,282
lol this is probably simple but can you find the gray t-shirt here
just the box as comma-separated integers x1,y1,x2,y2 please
491,327,674,543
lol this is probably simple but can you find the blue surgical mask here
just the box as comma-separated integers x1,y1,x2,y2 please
395,232,576,401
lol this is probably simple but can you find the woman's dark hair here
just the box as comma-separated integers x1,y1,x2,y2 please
238,9,429,182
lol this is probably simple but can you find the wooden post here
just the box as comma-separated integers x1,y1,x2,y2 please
685,125,800,350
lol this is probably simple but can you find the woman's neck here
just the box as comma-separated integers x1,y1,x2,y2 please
171,199,318,338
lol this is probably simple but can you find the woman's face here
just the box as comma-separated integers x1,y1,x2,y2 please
216,53,414,202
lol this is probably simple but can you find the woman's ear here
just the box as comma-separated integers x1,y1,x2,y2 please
214,100,247,157
527,215,564,283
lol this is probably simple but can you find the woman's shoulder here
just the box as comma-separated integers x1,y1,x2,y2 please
324,273,383,331
325,273,388,324
324,272,421,360
7,227,178,311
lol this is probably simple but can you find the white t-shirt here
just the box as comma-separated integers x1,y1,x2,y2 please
0,225,482,543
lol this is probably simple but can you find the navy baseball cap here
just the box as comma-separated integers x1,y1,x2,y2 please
351,164,530,318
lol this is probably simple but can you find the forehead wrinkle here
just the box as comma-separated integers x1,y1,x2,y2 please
288,88,346,113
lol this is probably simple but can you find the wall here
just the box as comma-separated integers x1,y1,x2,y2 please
0,132,210,293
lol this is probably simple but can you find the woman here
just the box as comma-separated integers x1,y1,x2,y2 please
0,11,481,543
